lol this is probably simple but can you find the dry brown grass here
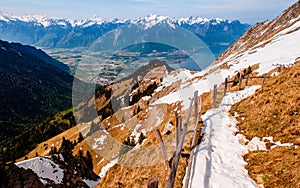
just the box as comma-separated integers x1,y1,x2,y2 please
244,146,300,188
230,61,300,187
97,163,169,188
231,62,300,143
96,92,212,188
17,125,86,161
95,70,215,187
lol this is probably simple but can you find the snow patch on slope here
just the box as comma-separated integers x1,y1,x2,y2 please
92,132,108,150
99,158,119,179
82,178,101,188
152,68,227,110
247,137,267,151
16,157,63,184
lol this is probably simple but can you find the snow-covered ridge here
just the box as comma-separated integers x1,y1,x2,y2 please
0,12,71,27
177,16,229,25
133,14,176,29
213,0,300,68
0,11,128,27
206,5,300,78
0,12,235,28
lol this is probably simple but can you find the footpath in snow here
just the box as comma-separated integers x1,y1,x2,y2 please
188,86,262,188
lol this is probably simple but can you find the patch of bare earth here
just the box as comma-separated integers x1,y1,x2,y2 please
230,61,300,187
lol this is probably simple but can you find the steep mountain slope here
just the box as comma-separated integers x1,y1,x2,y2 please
231,61,300,188
0,13,250,57
19,60,215,187
0,40,76,161
232,61,300,144
11,1,300,187
7,42,70,72
212,0,300,70
188,1,300,184
206,1,300,187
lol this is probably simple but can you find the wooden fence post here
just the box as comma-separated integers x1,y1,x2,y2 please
213,85,217,107
238,72,243,90
277,66,282,73
246,75,249,86
263,74,267,84
191,91,199,150
167,99,194,188
148,176,158,188
175,111,179,148
155,129,169,170
228,75,230,92
199,95,202,115
176,111,182,148
224,78,228,96
184,92,201,188
178,103,182,132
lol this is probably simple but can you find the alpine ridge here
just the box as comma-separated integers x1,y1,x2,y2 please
0,12,250,57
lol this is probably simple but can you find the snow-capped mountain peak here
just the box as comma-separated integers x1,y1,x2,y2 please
0,12,70,27
132,14,232,28
90,15,104,23
67,18,87,27
144,14,168,21
0,11,249,55
177,16,210,25
133,14,176,29
0,12,234,28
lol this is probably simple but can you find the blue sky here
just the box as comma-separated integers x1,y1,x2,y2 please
0,0,297,24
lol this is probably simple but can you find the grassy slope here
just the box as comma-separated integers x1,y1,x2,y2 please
0,40,96,162
231,61,300,188
7,109,77,162
0,40,74,161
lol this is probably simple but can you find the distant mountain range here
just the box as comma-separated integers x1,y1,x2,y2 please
0,13,250,57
